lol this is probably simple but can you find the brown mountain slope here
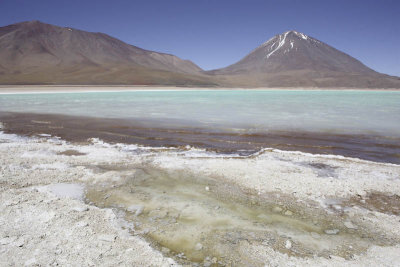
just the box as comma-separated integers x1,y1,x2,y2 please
209,31,400,88
0,20,216,86
0,22,399,88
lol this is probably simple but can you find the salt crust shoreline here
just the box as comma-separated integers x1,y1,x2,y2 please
0,85,399,95
1,131,400,266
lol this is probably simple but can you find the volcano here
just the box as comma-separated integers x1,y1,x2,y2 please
209,30,400,88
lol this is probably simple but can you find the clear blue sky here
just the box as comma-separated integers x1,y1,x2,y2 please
1,0,399,75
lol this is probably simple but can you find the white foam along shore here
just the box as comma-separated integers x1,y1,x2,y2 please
0,85,399,94
1,130,400,266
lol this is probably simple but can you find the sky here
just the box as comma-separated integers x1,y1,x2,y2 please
0,0,399,75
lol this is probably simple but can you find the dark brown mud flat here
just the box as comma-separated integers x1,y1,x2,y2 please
1,111,400,164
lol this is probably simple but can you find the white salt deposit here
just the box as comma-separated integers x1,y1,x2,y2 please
1,133,400,266
31,162,69,170
48,183,85,200
0,131,31,142
38,133,52,137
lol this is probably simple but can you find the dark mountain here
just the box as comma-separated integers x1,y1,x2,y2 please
0,22,398,88
0,20,215,85
209,31,400,88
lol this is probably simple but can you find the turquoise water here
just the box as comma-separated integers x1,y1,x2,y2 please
1,90,399,137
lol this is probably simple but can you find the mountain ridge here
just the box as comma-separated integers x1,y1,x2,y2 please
0,21,399,88
0,20,216,86
0,20,203,73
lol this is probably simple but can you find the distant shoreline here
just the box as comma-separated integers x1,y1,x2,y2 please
2,111,400,164
0,85,399,94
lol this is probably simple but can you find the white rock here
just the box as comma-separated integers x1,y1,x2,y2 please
205,186,210,191
127,205,144,216
75,221,89,228
284,210,293,216
140,229,150,235
333,205,342,210
0,236,16,245
344,221,358,229
24,258,36,266
98,234,116,242
166,258,175,265
324,229,340,235
194,243,203,251
13,237,25,247
72,206,89,212
310,232,321,239
285,240,292,249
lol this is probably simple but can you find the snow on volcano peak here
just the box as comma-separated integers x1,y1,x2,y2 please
265,31,289,59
